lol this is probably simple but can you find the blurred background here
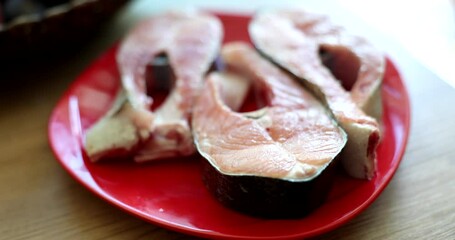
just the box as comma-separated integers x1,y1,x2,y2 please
120,0,455,88
1,0,454,87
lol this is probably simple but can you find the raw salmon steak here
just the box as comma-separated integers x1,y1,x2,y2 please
192,43,347,218
84,10,223,162
249,9,381,179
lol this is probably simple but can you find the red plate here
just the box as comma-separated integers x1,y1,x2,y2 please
48,13,410,239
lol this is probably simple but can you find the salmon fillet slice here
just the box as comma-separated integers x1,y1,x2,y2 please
192,43,347,217
249,10,381,179
84,10,223,162
192,42,347,181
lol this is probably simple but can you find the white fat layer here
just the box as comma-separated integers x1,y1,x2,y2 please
85,92,153,161
339,121,376,179
85,113,138,156
154,90,184,125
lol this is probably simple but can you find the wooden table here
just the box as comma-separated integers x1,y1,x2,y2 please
1,1,454,239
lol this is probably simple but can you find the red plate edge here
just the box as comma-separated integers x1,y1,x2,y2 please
47,12,411,240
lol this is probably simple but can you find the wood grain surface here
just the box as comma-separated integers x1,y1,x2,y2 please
1,1,454,239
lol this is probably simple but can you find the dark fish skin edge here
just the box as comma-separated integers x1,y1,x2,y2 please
201,156,340,219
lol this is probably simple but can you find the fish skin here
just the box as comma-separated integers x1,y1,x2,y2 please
84,10,223,162
192,43,346,181
249,10,381,179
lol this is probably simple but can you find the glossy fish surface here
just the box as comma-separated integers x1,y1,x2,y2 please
192,43,347,181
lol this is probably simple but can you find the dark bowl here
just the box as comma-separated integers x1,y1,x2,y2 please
0,0,129,62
